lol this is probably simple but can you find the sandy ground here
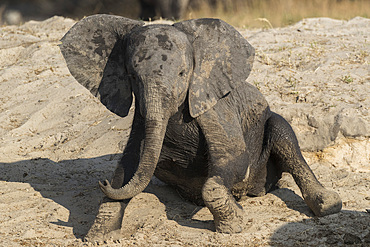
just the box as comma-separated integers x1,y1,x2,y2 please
0,16,369,246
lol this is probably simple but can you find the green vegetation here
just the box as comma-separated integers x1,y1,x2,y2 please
341,75,354,83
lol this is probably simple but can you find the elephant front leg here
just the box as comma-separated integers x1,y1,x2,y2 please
86,109,145,241
197,109,248,233
84,198,128,242
202,176,244,233
110,109,145,189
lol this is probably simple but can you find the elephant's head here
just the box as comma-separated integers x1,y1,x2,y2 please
124,24,194,120
60,14,254,200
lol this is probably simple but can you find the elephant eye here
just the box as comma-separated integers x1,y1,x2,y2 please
129,74,137,81
179,70,185,77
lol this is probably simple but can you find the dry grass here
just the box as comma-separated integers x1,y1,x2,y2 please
186,0,370,28
2,0,368,27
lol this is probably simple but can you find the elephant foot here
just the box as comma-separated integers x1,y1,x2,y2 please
214,206,244,234
84,198,127,242
303,188,342,217
203,176,245,234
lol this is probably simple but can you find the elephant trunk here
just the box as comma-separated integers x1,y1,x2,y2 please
99,116,168,200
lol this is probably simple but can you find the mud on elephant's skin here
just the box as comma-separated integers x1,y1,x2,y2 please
59,14,342,235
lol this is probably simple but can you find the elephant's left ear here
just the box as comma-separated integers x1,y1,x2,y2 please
174,18,255,118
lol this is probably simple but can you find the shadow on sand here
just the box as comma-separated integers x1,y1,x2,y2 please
2,157,368,244
270,210,369,246
1,156,118,239
0,155,210,240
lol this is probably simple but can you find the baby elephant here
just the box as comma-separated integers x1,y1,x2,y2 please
60,14,342,233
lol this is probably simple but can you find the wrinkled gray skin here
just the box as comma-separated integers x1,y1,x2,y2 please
139,0,190,20
60,14,342,234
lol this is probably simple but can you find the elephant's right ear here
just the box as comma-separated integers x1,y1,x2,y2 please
60,14,144,117
174,18,254,118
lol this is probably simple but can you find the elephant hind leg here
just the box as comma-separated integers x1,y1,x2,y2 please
265,113,342,216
